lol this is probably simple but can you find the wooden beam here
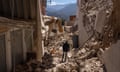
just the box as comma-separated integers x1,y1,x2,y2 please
36,0,44,61
5,31,12,72
22,29,27,61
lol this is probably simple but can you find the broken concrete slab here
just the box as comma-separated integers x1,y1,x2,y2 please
95,10,106,33
78,12,89,47
77,0,113,47
103,40,120,72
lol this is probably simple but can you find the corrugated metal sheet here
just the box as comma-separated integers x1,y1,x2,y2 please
0,35,6,72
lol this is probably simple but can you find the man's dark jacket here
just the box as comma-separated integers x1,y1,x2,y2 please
63,42,70,52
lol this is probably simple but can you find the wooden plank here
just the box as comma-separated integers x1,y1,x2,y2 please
36,0,44,61
5,31,12,72
22,29,27,61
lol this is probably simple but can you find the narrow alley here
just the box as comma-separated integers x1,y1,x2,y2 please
0,0,120,72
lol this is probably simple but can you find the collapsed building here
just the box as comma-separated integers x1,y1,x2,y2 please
77,0,120,72
0,0,46,71
0,0,120,72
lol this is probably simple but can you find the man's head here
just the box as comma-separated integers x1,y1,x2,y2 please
65,40,68,44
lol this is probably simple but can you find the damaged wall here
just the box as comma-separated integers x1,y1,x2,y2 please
108,0,120,40
77,0,120,71
77,0,113,47
103,0,120,72
103,40,120,72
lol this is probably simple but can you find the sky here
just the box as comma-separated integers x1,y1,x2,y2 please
47,0,76,5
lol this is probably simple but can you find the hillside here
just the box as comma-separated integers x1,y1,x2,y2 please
46,3,77,20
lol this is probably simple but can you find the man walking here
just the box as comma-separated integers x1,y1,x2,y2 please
61,41,70,62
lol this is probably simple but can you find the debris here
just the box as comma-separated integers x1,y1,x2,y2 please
77,0,113,46
103,40,120,72
80,58,104,72
14,0,114,70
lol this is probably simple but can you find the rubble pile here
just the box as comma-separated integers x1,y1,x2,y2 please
15,53,55,72
46,37,105,72
80,0,113,36
80,58,104,72
40,52,55,69
72,37,107,72
14,21,107,72
15,34,106,72
79,0,114,49
55,62,79,72
48,44,105,72
15,60,42,72
81,0,113,13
